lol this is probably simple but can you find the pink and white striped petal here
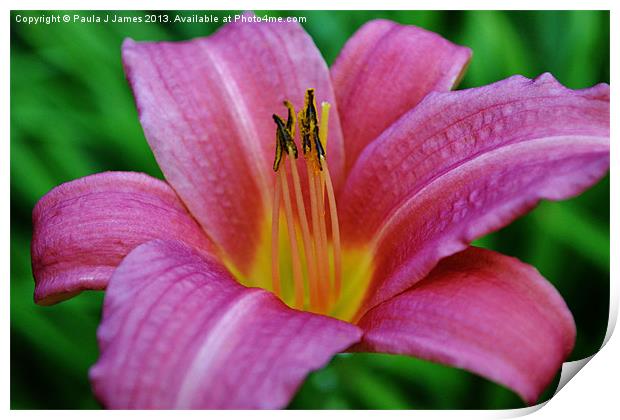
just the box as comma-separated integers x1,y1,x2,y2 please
90,240,361,409
31,172,213,305
355,247,576,405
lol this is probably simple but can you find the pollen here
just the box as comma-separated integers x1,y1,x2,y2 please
271,89,342,314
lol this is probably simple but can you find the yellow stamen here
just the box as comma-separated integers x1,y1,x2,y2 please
287,147,319,308
298,89,325,171
323,164,342,301
279,158,305,309
284,100,296,137
306,161,327,311
271,174,282,296
317,101,341,301
270,89,343,315
315,173,330,304
319,101,330,150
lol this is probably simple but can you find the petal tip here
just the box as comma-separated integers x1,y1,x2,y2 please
356,247,577,406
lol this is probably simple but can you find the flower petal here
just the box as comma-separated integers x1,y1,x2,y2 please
31,172,214,305
339,74,609,313
355,247,576,405
90,239,361,409
331,19,471,173
122,18,344,275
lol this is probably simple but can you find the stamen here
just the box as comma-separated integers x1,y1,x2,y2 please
270,89,341,314
298,90,315,155
306,161,327,310
314,173,331,304
317,101,342,301
284,100,296,137
272,112,303,308
299,89,325,172
271,174,282,296
287,150,320,308
319,101,331,149
323,164,342,301
272,114,297,159
279,158,305,309
283,97,319,307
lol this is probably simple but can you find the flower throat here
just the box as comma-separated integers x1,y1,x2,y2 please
271,89,341,314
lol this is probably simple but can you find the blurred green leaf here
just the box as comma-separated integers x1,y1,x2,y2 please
459,10,534,87
534,202,609,270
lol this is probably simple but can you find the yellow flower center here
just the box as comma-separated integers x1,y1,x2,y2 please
225,89,373,322
272,88,343,314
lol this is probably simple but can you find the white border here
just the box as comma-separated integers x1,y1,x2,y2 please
4,1,617,419
0,0,616,10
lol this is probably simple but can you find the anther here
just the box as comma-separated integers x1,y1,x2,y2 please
298,89,326,171
272,114,297,170
284,100,296,136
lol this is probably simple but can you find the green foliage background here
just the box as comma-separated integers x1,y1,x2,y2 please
10,10,610,409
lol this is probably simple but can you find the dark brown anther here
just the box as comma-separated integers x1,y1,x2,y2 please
297,88,325,170
272,114,298,172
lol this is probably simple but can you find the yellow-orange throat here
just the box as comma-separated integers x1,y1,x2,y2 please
224,89,373,322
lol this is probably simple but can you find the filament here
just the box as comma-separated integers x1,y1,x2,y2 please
279,157,305,309
323,164,342,301
287,154,319,308
306,160,327,311
315,173,330,304
271,174,282,296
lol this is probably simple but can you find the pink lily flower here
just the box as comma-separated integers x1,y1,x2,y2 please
31,17,609,409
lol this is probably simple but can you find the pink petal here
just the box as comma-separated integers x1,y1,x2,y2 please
31,172,213,305
339,74,609,313
122,18,344,275
90,239,361,409
331,19,471,173
355,247,576,405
